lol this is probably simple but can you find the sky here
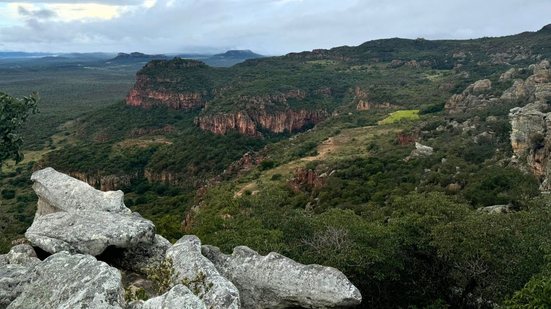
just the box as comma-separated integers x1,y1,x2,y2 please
0,0,550,55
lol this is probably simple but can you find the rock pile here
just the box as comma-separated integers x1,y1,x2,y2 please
0,168,362,308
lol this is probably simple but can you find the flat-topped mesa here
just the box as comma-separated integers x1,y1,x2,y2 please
125,58,208,110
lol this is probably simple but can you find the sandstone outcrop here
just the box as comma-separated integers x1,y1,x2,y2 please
27,167,155,256
196,108,327,137
509,60,551,190
7,252,125,309
202,245,362,308
445,79,497,114
31,167,130,216
166,235,241,309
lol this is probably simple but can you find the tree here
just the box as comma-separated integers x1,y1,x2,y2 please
0,92,38,168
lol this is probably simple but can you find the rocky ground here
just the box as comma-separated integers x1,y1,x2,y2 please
0,168,362,309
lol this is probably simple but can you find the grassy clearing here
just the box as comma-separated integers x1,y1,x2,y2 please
378,110,420,125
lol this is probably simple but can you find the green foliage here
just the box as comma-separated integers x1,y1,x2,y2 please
505,272,551,308
145,258,176,295
124,287,148,302
0,92,38,167
378,110,421,125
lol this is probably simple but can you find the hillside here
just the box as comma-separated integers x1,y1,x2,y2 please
2,24,551,308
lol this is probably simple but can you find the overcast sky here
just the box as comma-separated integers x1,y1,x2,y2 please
0,0,549,55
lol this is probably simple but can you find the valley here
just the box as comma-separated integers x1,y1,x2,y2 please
2,24,551,307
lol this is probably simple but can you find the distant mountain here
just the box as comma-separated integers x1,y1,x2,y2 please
106,52,169,64
202,50,264,67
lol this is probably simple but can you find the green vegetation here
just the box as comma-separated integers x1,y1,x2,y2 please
378,109,420,125
0,92,38,167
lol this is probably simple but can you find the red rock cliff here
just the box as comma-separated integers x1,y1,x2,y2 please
195,109,328,136
126,75,205,110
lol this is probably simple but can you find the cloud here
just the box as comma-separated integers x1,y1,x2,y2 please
0,0,550,54
17,5,56,19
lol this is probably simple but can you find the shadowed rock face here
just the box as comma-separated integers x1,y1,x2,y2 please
201,245,362,309
166,235,241,309
7,252,125,309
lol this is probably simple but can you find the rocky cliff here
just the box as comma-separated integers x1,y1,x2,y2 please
196,108,328,136
508,60,551,190
0,168,362,308
126,75,205,110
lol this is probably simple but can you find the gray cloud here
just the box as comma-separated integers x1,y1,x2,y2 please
0,0,143,4
0,0,550,54
18,6,57,19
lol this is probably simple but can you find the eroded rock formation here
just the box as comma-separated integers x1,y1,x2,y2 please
202,245,362,309
445,79,498,114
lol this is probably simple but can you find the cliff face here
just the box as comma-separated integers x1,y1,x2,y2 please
126,75,205,110
508,60,551,190
69,172,138,191
195,109,328,136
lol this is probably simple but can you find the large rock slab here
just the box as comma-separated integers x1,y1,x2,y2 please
31,167,130,216
25,211,155,256
166,235,240,309
7,252,124,309
202,245,362,308
138,284,206,309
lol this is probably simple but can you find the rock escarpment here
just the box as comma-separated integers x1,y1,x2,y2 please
1,168,362,308
125,59,207,110
195,108,328,136
508,60,551,190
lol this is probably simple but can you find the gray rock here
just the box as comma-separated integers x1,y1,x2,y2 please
166,235,240,309
0,265,34,309
25,210,155,256
31,167,130,216
445,79,496,114
140,284,206,309
478,205,512,214
202,245,362,309
5,245,40,266
115,234,171,274
8,252,124,309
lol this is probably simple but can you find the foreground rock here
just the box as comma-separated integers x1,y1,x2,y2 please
31,167,130,216
166,236,241,309
0,265,33,309
134,284,206,309
8,252,125,309
202,245,362,309
25,211,155,256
